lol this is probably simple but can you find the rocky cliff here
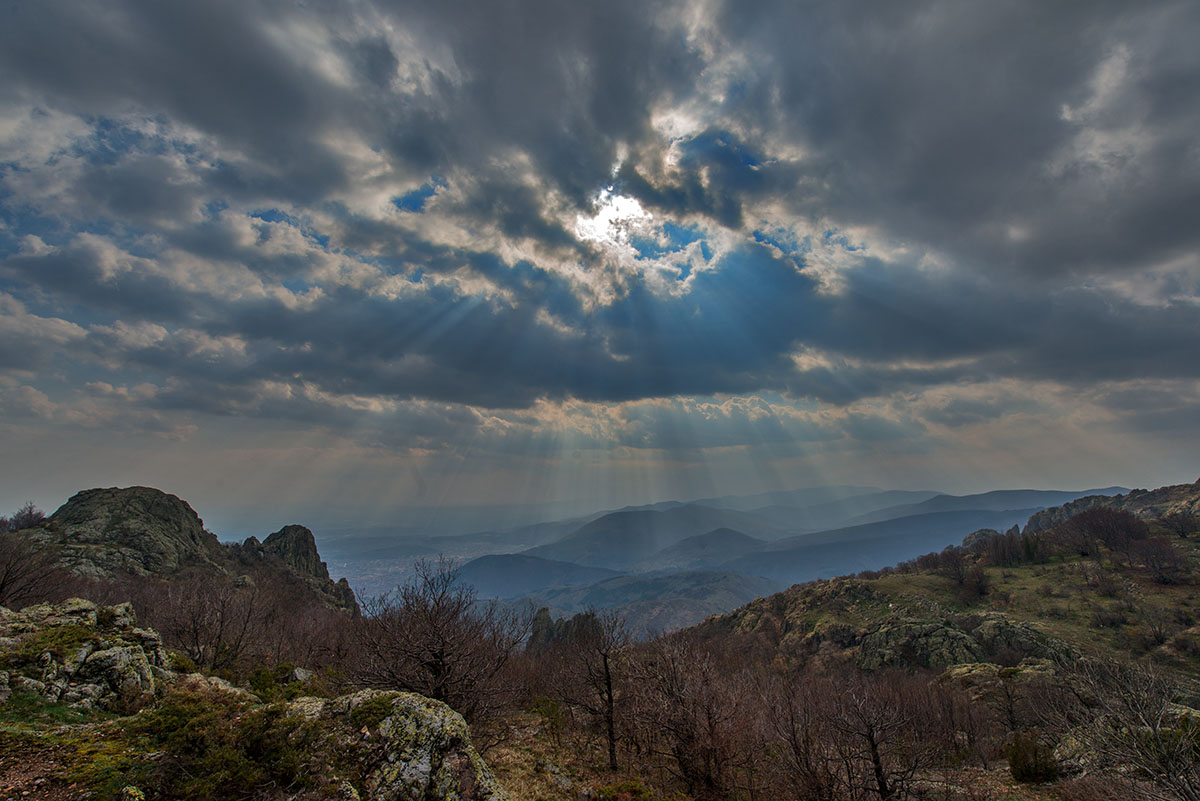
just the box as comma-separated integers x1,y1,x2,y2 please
23,486,357,613
0,597,170,711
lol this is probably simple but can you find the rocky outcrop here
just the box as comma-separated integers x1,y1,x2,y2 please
263,525,331,580
1,600,508,801
34,486,225,577
858,619,982,669
961,528,1000,549
25,486,358,614
0,598,170,710
1024,479,1200,533
236,524,358,613
292,690,509,801
857,612,1069,670
1024,495,1121,534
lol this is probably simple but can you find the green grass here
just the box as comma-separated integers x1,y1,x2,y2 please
0,691,95,726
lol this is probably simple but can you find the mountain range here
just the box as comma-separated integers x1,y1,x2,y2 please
9,482,1142,638
438,484,1131,634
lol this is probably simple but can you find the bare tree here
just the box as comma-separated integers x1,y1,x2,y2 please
352,558,530,731
764,668,961,801
552,608,630,770
935,546,970,585
1062,509,1150,566
154,572,265,672
1135,537,1189,585
764,668,841,801
630,637,759,801
1041,659,1200,801
0,501,46,532
0,531,67,607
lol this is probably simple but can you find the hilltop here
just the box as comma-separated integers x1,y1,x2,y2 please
17,486,357,613
690,478,1200,678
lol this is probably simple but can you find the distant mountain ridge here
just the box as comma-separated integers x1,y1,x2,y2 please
523,504,785,570
841,487,1130,527
455,554,622,599
510,570,782,638
634,528,766,573
721,508,1045,584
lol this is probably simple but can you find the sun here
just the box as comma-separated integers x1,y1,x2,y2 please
574,187,651,249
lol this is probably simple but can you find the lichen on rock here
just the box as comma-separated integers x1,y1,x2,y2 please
294,690,509,801
0,597,169,710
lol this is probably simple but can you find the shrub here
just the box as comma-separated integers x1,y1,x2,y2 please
73,687,327,801
1006,730,1058,782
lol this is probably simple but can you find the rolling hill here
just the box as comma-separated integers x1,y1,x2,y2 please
455,553,622,599
522,504,786,570
633,528,766,572
514,570,782,638
721,508,1045,584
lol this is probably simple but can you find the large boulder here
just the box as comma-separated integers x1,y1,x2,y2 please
293,690,509,801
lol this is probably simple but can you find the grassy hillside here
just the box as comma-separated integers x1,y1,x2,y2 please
697,501,1200,679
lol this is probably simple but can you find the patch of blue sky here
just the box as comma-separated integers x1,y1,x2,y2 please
822,228,861,252
753,227,807,255
678,129,762,170
73,116,168,165
392,176,448,213
753,228,809,270
249,208,330,248
661,221,704,248
0,202,124,253
631,221,707,261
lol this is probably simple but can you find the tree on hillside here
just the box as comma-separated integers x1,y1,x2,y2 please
631,637,759,801
156,573,266,672
1062,508,1149,566
0,501,46,532
552,608,630,770
1041,659,1200,801
352,558,530,732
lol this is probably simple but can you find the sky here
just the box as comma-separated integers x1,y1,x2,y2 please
1,1,1199,534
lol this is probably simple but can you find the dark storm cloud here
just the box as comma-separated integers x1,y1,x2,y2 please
706,0,1200,277
0,0,1198,443
0,0,700,212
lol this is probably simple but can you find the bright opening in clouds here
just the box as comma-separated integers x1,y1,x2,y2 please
575,188,652,249
0,0,1198,530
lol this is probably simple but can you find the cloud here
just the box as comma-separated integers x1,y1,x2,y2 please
0,0,1198,506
